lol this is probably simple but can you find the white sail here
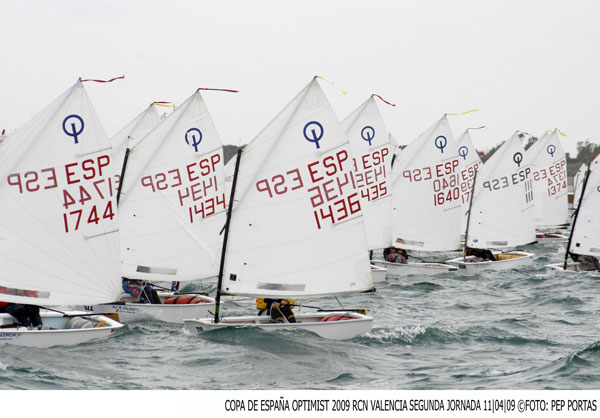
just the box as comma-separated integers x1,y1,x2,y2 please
390,116,461,251
569,154,600,256
0,81,122,305
573,163,587,210
456,130,483,232
467,133,536,248
111,103,161,176
341,96,393,250
118,90,227,281
222,78,373,298
527,129,568,227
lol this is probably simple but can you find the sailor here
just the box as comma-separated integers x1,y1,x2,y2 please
569,252,600,271
256,298,297,323
122,279,161,304
384,247,408,264
465,247,497,261
0,302,42,328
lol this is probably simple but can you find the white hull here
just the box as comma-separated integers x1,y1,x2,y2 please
370,263,388,282
0,311,122,348
446,251,534,273
372,260,457,276
184,311,373,340
545,262,600,273
75,292,216,323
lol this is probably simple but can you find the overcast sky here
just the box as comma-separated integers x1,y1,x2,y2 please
1,0,598,154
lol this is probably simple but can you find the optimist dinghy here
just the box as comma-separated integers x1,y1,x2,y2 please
0,79,124,347
377,115,462,275
446,132,536,272
184,78,374,339
79,90,233,322
546,154,600,273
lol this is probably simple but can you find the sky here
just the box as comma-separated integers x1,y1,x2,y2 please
0,0,599,154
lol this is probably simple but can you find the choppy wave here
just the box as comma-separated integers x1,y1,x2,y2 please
3,242,600,389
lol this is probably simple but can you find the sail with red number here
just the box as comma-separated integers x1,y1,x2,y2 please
0,80,122,305
221,77,373,297
390,116,462,251
467,133,536,248
117,90,227,282
527,129,568,228
341,95,393,251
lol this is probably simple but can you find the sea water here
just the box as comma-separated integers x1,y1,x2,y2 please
1,240,599,390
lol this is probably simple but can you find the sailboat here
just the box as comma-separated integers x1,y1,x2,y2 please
80,90,228,322
527,129,569,242
184,77,374,340
372,116,460,275
446,132,536,272
0,80,123,347
546,154,600,272
341,95,395,282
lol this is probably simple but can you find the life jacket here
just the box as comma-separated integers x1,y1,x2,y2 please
320,315,353,322
122,280,144,297
164,295,206,304
256,298,295,311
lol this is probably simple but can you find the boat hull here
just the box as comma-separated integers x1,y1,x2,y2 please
536,232,569,243
446,251,534,273
545,262,600,273
75,292,216,323
370,263,388,282
184,312,373,340
0,311,122,348
371,260,457,276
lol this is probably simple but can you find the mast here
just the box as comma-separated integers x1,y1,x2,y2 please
214,148,243,323
563,165,592,270
116,144,131,206
463,169,478,261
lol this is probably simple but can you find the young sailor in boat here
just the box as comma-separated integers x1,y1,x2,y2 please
0,302,43,329
256,298,297,323
569,252,600,271
122,279,161,304
465,247,497,261
383,247,408,264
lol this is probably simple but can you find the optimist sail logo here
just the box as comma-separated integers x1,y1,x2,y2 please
361,126,375,146
434,136,447,154
185,128,203,152
513,152,523,167
303,121,324,149
63,115,84,144
458,146,469,160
